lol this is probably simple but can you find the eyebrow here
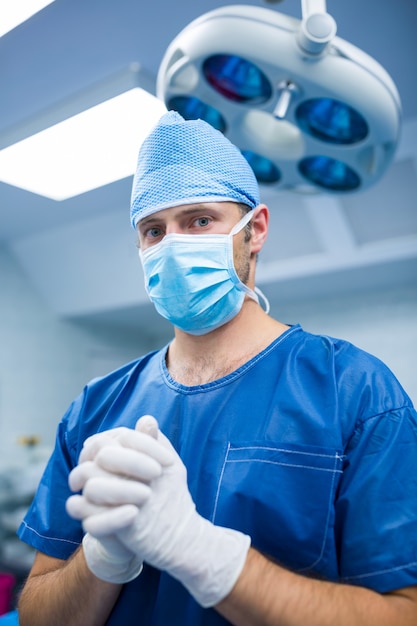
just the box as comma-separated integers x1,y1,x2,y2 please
139,204,222,227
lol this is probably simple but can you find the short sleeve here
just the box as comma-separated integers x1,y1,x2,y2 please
335,405,417,592
17,401,84,559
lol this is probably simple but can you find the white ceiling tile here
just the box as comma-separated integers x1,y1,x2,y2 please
340,158,417,244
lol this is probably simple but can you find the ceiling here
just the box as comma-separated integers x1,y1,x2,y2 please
1,0,416,337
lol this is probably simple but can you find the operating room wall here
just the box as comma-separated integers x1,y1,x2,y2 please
0,244,153,467
0,242,416,468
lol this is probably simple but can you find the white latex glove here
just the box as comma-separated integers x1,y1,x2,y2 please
67,415,173,584
73,416,251,608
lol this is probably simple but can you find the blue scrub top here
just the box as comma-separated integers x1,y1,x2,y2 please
18,325,417,625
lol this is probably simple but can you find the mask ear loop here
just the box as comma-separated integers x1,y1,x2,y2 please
231,211,271,315
230,209,255,235
254,287,270,314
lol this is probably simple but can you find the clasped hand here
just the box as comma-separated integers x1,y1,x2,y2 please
66,415,251,607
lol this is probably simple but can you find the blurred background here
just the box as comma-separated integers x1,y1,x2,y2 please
0,0,416,591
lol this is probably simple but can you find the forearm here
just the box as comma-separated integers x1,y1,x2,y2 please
18,547,122,626
216,548,417,626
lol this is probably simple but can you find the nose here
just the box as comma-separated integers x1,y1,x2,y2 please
165,222,183,235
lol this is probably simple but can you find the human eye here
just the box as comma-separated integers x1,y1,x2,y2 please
193,216,211,229
147,226,162,239
138,223,164,248
141,223,164,241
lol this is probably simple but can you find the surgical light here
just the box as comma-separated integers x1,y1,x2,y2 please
169,96,226,133
299,156,361,191
295,99,369,145
242,150,281,183
157,2,401,194
203,55,272,103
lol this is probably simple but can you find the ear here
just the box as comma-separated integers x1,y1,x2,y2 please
250,204,269,255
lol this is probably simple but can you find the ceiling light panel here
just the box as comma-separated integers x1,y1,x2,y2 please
0,0,55,37
0,81,167,200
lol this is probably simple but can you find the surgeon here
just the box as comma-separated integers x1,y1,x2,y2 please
17,111,417,625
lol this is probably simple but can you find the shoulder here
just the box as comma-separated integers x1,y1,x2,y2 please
289,325,413,418
291,324,400,376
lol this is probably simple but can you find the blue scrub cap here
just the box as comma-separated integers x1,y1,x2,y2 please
130,111,260,228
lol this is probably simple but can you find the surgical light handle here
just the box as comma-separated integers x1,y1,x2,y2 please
298,0,337,55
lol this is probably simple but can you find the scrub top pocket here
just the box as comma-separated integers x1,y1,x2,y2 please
211,442,344,575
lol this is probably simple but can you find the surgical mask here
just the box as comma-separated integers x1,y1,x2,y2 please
139,211,267,335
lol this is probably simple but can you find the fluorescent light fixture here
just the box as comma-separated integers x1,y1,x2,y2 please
0,0,56,37
0,87,167,200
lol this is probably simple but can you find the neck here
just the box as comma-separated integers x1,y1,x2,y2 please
166,299,289,386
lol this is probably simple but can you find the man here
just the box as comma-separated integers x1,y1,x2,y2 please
17,111,417,625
